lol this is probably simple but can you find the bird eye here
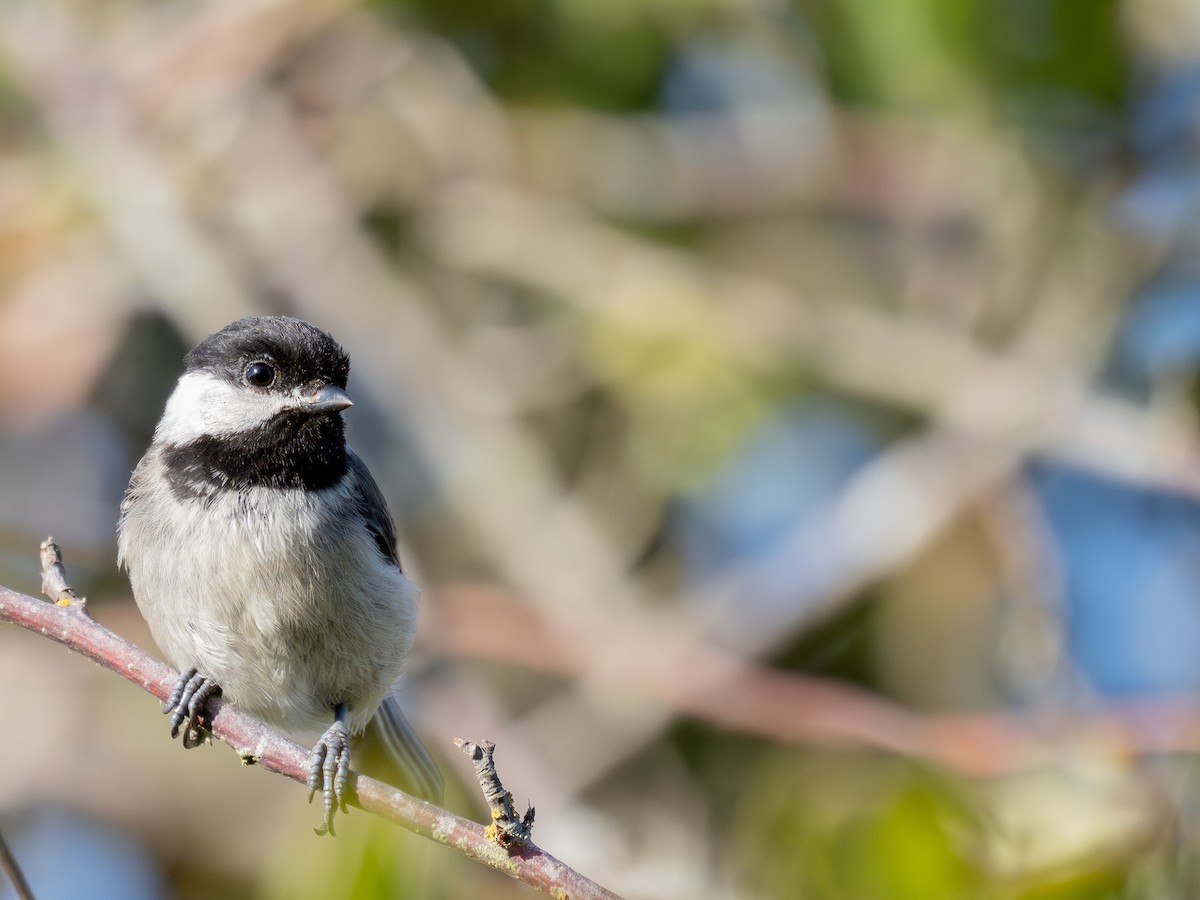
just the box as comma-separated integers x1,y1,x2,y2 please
244,362,276,388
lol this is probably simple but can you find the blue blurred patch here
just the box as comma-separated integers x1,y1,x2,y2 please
1,806,166,900
660,41,819,116
675,402,880,619
1131,66,1200,165
1118,65,1200,233
1108,279,1200,390
1031,462,1200,696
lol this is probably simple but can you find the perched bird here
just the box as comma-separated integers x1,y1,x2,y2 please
118,315,442,834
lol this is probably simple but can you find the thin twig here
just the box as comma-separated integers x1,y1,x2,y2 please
0,828,35,900
38,537,84,610
0,542,622,900
454,739,535,848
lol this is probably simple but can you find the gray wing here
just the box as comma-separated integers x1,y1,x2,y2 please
346,448,402,570
346,453,442,799
358,695,444,803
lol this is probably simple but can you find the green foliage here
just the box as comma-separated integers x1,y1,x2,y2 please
736,752,986,900
793,0,1128,124
369,0,717,109
732,749,1171,900
774,591,881,686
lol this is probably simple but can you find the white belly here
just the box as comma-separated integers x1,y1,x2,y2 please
119,471,417,736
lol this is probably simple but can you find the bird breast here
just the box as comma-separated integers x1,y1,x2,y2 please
119,455,417,735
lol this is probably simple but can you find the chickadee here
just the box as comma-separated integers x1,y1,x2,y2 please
118,316,442,834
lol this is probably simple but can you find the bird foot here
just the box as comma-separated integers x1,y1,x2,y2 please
164,667,221,749
307,720,351,836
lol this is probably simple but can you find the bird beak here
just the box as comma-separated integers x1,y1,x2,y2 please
302,384,354,413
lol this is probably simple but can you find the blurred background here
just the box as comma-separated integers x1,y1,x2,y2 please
3,0,1200,898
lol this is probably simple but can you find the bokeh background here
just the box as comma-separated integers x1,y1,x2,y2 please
3,0,1200,898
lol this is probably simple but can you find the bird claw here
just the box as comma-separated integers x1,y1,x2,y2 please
164,668,221,748
307,720,351,836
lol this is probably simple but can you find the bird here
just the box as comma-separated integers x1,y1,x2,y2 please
118,315,442,834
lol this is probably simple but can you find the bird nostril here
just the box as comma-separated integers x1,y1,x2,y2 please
305,384,353,412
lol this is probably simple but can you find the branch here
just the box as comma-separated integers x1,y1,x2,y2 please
432,584,1200,777
0,541,621,900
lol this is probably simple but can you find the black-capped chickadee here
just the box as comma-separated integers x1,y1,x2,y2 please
118,316,442,834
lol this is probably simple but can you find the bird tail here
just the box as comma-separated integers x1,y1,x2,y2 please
358,695,444,804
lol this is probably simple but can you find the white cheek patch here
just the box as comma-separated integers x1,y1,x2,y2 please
155,371,290,444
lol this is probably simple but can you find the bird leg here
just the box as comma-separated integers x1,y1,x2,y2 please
307,703,351,836
164,667,221,749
